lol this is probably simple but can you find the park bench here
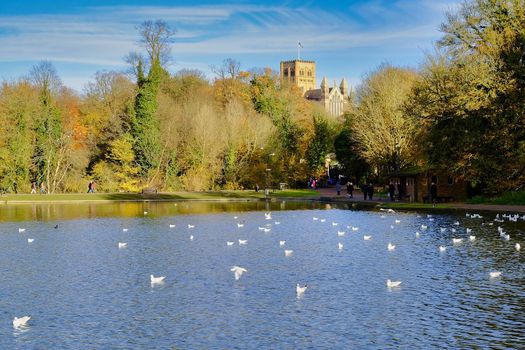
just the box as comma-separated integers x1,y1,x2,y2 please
141,188,158,194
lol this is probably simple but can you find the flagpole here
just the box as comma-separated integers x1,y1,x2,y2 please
297,42,300,60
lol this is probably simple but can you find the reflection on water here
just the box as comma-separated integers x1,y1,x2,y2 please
0,202,524,349
0,200,322,222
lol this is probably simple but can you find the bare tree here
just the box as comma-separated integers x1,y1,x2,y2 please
137,19,175,66
211,58,241,79
29,61,62,95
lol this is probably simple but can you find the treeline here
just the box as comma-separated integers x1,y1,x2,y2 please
0,0,523,196
0,21,335,193
340,0,525,195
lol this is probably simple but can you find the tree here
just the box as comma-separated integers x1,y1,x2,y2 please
411,0,525,194
130,20,174,181
334,118,370,182
350,64,420,172
305,114,334,175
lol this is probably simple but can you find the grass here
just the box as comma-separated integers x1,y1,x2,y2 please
467,191,525,205
0,189,319,203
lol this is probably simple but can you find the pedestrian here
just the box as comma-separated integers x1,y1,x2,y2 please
311,179,316,189
30,182,36,194
92,181,96,193
368,183,374,200
430,182,438,207
347,181,354,198
335,181,341,196
255,183,260,192
40,182,46,194
388,182,395,202
88,181,93,193
13,181,18,194
362,183,368,200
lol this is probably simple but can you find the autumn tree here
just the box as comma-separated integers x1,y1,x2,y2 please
350,64,420,172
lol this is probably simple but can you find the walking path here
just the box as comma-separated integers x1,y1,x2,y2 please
315,188,525,213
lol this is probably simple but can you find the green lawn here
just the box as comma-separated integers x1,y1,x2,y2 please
0,189,319,202
467,191,525,205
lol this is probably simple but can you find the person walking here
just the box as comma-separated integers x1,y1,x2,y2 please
347,182,354,198
368,183,374,200
40,182,46,194
362,183,368,200
30,182,36,194
88,181,93,193
335,181,341,196
388,182,395,202
430,182,438,207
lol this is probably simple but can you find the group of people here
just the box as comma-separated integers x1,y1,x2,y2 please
30,182,46,194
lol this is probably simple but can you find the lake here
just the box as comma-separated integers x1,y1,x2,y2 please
1,201,524,349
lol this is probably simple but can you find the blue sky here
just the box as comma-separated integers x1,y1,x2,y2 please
0,0,460,92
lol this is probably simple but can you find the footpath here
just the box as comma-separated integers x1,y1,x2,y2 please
314,187,525,214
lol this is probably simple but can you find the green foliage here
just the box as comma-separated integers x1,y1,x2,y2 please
305,114,333,174
333,119,370,182
411,0,525,194
131,59,162,176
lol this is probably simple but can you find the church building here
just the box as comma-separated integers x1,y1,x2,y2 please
280,59,349,117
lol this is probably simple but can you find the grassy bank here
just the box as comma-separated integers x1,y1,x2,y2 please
0,189,318,203
467,191,525,205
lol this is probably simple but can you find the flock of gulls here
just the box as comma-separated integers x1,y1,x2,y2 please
11,208,524,330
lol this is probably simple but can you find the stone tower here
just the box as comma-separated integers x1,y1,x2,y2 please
280,60,316,95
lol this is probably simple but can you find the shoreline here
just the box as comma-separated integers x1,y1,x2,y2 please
1,190,525,213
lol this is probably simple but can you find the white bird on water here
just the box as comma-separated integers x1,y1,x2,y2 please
280,240,286,246
274,221,280,225
313,217,319,221
284,249,294,257
338,242,343,250
296,284,307,296
13,316,30,329
332,222,338,226
387,279,402,288
352,227,359,231
501,234,510,241
143,211,148,215
18,228,25,233
363,235,372,240
415,231,420,238
118,242,127,249
188,224,195,229
387,243,396,251
454,221,460,226
122,228,128,232
516,243,521,251
440,228,446,233
469,235,476,242
263,228,271,233
452,238,463,245
169,224,175,228
189,235,194,241
265,212,272,220
226,241,234,246
466,228,472,234
320,219,326,223
233,216,238,219
337,231,345,237
395,219,401,224
27,238,34,244
150,275,165,284
238,239,248,245
231,266,247,280
439,246,447,252
421,225,428,230
489,271,501,279
237,222,244,228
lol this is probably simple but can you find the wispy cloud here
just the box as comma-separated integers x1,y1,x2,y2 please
0,1,461,90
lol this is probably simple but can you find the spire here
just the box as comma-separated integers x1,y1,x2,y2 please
340,78,348,95
321,76,328,93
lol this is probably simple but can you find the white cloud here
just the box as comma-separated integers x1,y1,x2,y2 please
0,1,462,90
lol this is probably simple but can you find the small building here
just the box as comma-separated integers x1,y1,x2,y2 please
389,168,468,202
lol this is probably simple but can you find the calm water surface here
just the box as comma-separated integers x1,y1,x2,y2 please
0,201,524,349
